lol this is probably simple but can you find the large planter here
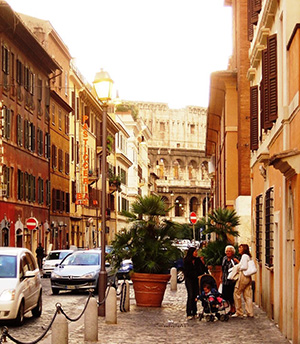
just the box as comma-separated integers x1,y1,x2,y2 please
208,265,222,288
131,272,171,307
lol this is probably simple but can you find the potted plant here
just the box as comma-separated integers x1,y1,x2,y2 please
108,168,122,193
200,208,240,286
110,195,182,307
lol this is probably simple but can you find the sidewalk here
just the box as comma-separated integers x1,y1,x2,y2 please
64,282,289,344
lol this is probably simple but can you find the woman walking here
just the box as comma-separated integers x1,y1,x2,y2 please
183,247,208,319
233,244,254,318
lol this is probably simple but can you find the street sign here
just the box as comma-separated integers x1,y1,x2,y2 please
26,217,38,230
189,212,197,224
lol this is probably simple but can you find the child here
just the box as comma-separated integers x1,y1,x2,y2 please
199,282,224,308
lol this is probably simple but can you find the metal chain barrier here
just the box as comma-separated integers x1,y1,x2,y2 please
0,291,94,344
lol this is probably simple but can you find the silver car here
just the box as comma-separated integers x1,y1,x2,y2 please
0,247,42,325
42,250,73,277
50,249,115,295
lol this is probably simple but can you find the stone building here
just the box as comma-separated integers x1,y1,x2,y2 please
133,101,210,229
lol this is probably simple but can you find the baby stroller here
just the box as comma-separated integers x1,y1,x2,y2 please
198,274,230,322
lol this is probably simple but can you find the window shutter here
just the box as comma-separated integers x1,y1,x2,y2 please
250,86,259,151
254,0,262,13
262,49,272,130
268,35,278,122
52,188,56,211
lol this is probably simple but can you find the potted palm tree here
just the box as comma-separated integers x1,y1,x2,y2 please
200,208,240,286
110,195,182,307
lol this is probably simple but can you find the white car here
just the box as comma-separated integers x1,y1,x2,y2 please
42,250,73,277
0,247,42,325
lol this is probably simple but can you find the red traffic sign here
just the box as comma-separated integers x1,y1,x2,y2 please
26,217,38,230
189,212,197,224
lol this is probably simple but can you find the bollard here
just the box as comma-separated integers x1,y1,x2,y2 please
105,287,117,324
84,297,98,342
124,280,130,312
170,267,177,291
51,312,68,344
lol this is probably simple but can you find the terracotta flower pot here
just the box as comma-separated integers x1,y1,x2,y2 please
131,272,171,307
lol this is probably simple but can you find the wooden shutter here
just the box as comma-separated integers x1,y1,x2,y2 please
52,188,56,211
262,49,272,130
268,35,278,122
71,91,75,116
250,86,259,150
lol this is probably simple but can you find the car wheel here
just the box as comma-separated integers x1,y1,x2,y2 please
52,288,59,295
32,292,42,317
16,300,24,326
177,268,185,283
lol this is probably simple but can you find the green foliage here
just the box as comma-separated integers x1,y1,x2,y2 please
107,135,114,153
202,207,240,242
200,208,240,266
115,103,139,120
108,168,121,192
110,195,182,274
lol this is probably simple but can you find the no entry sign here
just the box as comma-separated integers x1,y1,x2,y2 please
189,212,197,224
26,217,38,230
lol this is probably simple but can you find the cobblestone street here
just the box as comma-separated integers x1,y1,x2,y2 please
38,282,290,344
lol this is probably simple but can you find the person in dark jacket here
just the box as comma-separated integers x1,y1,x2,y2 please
183,246,208,319
221,245,239,315
35,243,44,270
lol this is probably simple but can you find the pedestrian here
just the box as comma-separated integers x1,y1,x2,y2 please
221,245,239,315
35,243,44,270
183,246,208,320
232,244,254,318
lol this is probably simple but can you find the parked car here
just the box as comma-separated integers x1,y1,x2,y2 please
42,249,73,278
50,249,116,295
0,247,42,325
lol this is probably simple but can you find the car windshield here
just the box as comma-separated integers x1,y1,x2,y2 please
0,255,17,278
62,253,99,266
48,251,70,260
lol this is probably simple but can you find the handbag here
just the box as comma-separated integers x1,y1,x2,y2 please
227,263,240,281
243,259,257,276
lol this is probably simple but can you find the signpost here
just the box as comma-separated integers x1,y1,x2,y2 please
189,212,197,241
26,217,38,230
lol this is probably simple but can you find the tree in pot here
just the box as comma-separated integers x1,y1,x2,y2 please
200,208,240,287
110,194,182,307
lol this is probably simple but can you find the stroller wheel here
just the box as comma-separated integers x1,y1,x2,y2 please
198,314,204,321
216,313,221,320
219,314,226,322
225,314,229,321
210,315,215,322
205,315,211,322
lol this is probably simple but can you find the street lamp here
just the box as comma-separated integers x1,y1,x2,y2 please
93,68,113,317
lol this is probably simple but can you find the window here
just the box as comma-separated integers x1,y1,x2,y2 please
24,120,29,149
17,169,24,200
37,129,43,156
58,149,63,172
17,114,23,146
65,152,70,175
250,86,259,150
38,177,44,204
52,104,55,124
29,122,35,152
52,145,57,169
3,166,11,198
265,187,274,267
29,175,36,203
65,193,70,213
16,59,23,85
190,124,195,134
261,35,277,131
45,132,50,159
46,180,51,206
255,195,263,261
58,108,62,130
3,107,12,140
2,45,9,75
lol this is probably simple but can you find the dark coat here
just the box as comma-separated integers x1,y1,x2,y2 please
184,257,208,280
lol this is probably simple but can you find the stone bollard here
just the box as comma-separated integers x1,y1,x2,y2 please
170,267,177,291
84,297,98,342
52,312,68,344
105,287,117,324
124,280,130,312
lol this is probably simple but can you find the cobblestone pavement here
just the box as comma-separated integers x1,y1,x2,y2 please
61,282,289,344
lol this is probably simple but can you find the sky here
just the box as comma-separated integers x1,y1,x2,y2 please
6,0,232,109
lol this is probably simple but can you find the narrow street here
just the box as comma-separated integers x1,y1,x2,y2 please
1,280,290,344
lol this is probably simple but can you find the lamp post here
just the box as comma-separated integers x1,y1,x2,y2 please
93,69,113,316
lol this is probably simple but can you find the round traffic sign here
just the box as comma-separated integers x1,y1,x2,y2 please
189,212,197,224
26,217,38,230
